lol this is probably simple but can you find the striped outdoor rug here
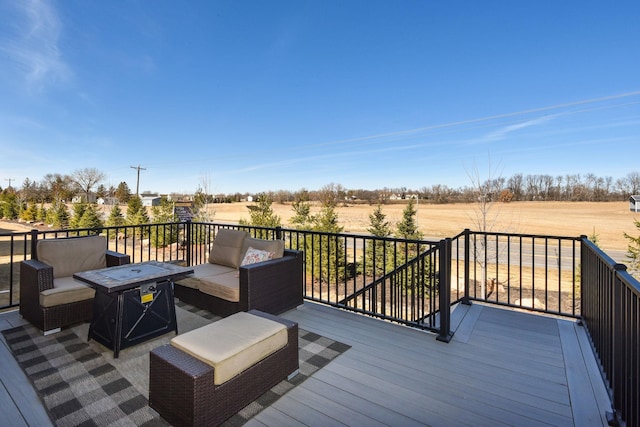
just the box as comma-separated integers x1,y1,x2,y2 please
2,303,350,427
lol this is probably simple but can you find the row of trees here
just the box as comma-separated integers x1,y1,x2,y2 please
239,190,427,289
259,172,640,205
7,168,137,205
2,170,640,207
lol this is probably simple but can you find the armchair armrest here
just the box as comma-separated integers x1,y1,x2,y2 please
20,259,55,325
106,250,130,267
238,249,303,314
21,259,54,292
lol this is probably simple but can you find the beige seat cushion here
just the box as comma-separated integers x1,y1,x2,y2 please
192,263,236,276
37,235,107,279
208,229,248,268
170,312,287,385
39,277,95,308
197,271,240,302
174,277,201,290
175,263,237,290
240,237,285,260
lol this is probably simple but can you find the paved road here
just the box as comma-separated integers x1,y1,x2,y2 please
341,232,631,270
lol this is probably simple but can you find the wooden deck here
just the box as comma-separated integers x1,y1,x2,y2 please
1,302,612,426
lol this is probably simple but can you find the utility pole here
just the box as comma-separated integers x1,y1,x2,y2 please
4,178,14,189
130,165,146,196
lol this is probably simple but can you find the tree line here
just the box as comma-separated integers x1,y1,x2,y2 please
216,172,640,205
1,169,639,210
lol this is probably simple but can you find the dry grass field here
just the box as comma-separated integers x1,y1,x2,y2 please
210,200,638,252
1,200,637,252
1,201,638,310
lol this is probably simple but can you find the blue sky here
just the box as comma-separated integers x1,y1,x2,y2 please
1,1,639,195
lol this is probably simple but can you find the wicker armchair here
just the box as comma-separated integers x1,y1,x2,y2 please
19,235,130,334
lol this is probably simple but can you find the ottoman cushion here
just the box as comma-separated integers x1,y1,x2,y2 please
170,311,288,385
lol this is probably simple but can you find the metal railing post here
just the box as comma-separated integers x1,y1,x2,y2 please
437,238,453,343
185,220,192,266
463,228,471,305
30,229,39,260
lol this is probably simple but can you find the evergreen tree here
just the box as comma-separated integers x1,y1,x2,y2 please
310,203,347,283
20,201,38,222
150,197,179,247
368,204,391,237
192,186,212,221
151,197,176,223
624,219,640,274
115,182,132,204
0,191,19,219
47,201,69,229
96,184,107,200
365,205,393,276
126,196,149,224
290,192,312,229
36,204,47,222
126,196,150,236
106,204,126,227
239,193,281,238
190,187,213,244
394,199,430,294
70,202,88,229
78,204,104,234
290,188,349,283
313,205,342,234
395,199,423,240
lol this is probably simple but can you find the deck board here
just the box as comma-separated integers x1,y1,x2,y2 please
1,302,612,427
0,310,53,427
270,302,608,427
574,320,615,420
451,302,483,343
558,320,610,426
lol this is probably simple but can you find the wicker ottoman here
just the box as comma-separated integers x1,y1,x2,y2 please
149,310,298,427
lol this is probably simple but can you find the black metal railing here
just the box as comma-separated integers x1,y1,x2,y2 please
451,229,582,317
279,227,449,338
0,231,30,307
1,220,639,425
581,237,639,427
182,222,450,336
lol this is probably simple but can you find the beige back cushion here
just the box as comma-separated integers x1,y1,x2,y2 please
37,235,107,279
208,229,249,268
240,237,285,260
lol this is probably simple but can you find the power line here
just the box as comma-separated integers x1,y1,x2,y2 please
130,165,146,196
4,178,14,189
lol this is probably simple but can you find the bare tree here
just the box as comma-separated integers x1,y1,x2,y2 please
315,183,345,207
72,168,106,202
194,173,214,221
465,157,509,298
620,172,640,195
507,173,523,200
43,173,75,202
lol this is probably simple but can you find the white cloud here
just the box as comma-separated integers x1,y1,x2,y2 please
0,0,70,92
483,115,557,142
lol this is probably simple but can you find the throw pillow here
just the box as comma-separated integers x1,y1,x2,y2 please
240,247,274,266
240,237,285,260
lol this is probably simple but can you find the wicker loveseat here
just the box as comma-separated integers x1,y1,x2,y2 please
19,235,130,334
174,229,303,317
